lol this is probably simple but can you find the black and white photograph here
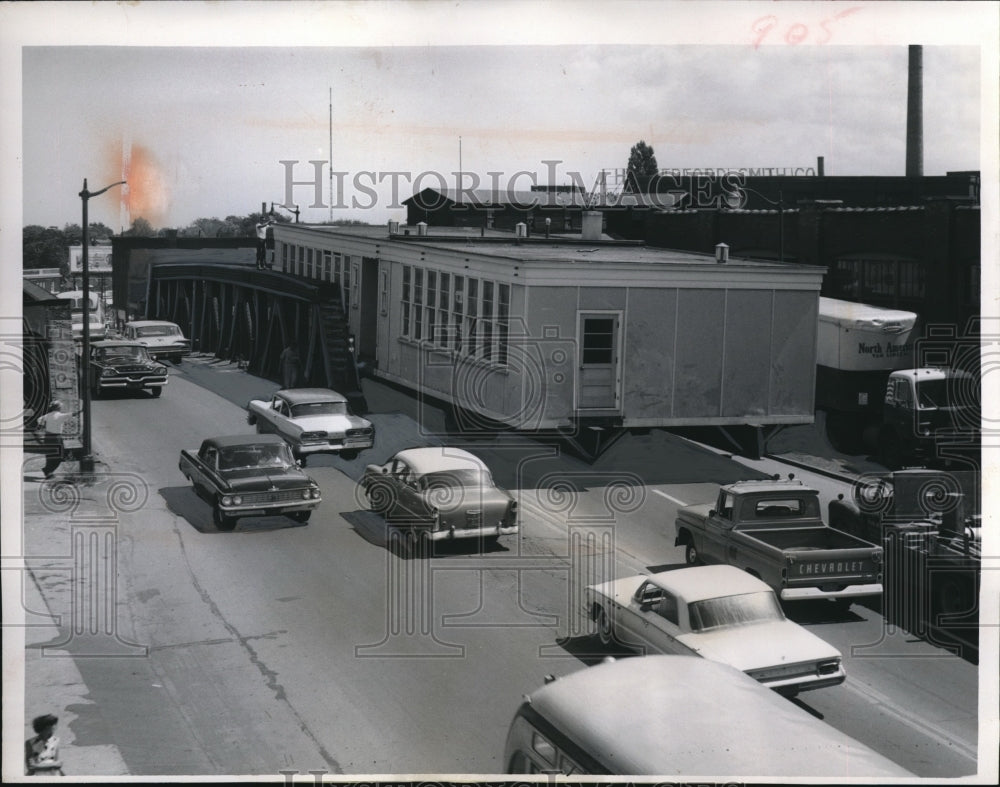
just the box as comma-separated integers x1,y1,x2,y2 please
2,1,997,783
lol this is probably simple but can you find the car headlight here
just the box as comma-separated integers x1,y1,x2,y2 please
311,487,321,499
231,495,243,505
301,489,312,500
221,495,233,505
153,365,167,375
101,368,115,377
301,431,327,440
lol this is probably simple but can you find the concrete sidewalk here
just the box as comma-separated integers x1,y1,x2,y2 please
17,457,131,779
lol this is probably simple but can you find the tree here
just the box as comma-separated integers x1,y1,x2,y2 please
22,225,67,271
123,217,155,236
625,140,659,193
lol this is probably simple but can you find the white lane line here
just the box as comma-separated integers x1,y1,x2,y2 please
652,489,689,507
842,677,979,764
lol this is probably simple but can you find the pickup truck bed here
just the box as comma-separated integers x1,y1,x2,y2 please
675,480,883,605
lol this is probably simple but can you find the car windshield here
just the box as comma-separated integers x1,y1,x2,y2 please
687,591,784,632
290,401,347,417
420,469,490,489
99,346,148,361
136,325,179,337
219,444,295,470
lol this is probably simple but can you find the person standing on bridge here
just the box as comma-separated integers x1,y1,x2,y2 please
280,343,300,389
255,219,272,270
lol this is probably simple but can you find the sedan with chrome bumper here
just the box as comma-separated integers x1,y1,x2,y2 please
586,565,845,696
178,434,321,531
247,388,374,463
361,447,518,543
87,340,169,398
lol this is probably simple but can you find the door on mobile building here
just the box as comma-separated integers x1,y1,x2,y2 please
577,312,621,411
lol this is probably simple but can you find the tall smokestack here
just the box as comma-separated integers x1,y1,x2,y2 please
906,45,923,177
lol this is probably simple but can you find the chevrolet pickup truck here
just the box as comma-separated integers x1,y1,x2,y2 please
674,479,883,605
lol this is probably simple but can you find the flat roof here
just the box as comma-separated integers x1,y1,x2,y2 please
280,224,817,271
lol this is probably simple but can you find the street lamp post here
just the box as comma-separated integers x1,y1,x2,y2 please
79,178,126,474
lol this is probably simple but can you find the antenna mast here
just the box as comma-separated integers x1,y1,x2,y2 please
329,87,333,223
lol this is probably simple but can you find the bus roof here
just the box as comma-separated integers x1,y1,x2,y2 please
521,656,912,778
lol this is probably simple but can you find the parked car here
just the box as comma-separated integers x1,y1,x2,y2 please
246,388,374,463
123,320,190,363
178,434,322,531
585,565,845,696
87,340,169,398
360,446,518,542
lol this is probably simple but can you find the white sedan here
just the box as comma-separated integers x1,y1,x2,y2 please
246,387,374,464
585,564,845,696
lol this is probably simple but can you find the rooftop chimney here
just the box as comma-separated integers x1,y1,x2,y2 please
906,45,923,177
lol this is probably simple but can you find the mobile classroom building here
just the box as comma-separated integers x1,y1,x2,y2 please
270,223,825,446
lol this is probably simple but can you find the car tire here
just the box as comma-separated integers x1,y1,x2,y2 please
340,449,359,461
290,510,312,524
685,541,701,566
597,607,614,647
150,386,162,398
366,482,394,515
213,508,236,531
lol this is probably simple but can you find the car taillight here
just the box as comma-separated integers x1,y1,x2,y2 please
818,659,841,675
301,431,327,440
347,427,373,437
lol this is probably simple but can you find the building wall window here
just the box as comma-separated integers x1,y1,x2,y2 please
395,265,508,365
413,268,423,340
438,272,450,344
402,265,411,337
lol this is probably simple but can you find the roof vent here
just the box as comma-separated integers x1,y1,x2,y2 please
416,222,428,236
715,242,730,264
515,222,527,238
388,220,400,234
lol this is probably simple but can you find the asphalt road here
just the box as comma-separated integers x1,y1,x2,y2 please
20,356,982,778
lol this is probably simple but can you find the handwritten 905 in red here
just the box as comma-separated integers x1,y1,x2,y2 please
752,7,862,49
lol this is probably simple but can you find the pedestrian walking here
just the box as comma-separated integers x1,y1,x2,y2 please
35,401,76,479
279,344,300,389
25,714,63,776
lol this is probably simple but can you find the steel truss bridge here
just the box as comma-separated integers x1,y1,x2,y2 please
142,262,365,410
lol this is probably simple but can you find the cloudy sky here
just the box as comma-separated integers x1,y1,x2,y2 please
4,2,993,232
